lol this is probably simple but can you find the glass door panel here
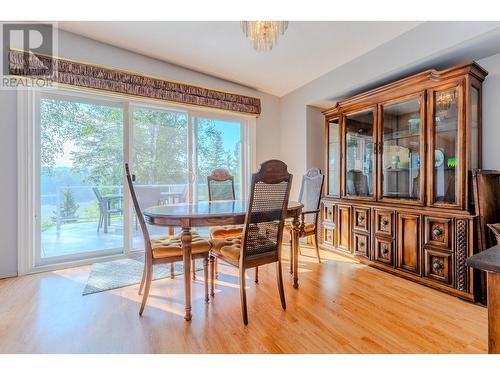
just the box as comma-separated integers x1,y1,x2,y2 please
345,110,375,197
131,108,189,249
381,97,422,201
38,97,124,260
328,118,340,196
432,87,460,205
193,117,243,202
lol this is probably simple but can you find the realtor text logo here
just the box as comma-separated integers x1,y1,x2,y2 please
1,23,55,89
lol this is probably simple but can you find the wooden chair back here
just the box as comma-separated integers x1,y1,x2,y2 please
472,170,500,252
207,168,236,201
298,168,324,224
241,160,292,267
125,163,153,257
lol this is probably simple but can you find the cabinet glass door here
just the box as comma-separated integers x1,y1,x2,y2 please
431,85,462,206
381,96,423,202
345,110,375,198
328,118,340,196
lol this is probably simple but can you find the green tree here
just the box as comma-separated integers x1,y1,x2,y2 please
40,98,124,186
52,187,80,223
40,98,240,198
132,109,188,185
196,119,227,180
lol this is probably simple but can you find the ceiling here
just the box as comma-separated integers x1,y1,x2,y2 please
58,21,422,97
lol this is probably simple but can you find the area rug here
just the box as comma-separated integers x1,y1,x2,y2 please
82,257,202,296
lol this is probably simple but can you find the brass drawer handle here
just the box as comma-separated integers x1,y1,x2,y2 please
359,241,365,248
358,214,365,223
432,259,444,273
433,226,443,239
381,244,389,255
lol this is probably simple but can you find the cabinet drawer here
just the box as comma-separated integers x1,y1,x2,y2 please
374,237,394,266
353,232,370,259
323,226,334,246
424,248,454,286
374,209,394,238
424,217,453,251
323,203,335,223
353,207,370,232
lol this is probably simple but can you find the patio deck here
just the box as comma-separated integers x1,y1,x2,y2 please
41,219,210,258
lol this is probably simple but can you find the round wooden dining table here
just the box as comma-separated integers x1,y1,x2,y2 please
143,200,303,321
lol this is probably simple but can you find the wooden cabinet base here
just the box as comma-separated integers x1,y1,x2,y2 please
321,198,476,301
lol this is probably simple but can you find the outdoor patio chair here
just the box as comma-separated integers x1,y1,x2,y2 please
92,187,123,233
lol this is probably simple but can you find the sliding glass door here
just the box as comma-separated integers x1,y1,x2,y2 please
37,94,124,263
131,106,189,249
33,88,251,267
193,116,244,202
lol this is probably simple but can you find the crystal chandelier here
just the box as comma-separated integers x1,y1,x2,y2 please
241,21,289,52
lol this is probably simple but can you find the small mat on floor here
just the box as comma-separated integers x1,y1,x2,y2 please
82,257,201,296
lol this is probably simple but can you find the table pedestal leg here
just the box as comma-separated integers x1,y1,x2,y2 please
292,214,300,289
181,226,192,321
488,272,500,353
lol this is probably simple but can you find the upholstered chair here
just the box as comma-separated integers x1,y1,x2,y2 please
472,169,500,304
286,168,324,270
125,163,212,316
206,169,244,278
209,160,293,325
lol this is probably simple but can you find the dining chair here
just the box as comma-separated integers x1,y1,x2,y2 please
286,168,324,269
207,169,245,279
125,163,212,316
209,160,293,325
472,169,500,304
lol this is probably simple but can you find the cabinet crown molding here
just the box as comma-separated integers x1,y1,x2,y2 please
322,61,488,118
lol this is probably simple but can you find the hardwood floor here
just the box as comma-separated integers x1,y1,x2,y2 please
0,246,487,353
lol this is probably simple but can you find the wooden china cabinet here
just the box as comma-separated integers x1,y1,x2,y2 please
321,62,487,301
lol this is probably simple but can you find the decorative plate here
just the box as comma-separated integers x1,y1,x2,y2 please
434,149,445,167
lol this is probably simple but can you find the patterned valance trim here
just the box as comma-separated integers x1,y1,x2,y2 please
9,50,261,115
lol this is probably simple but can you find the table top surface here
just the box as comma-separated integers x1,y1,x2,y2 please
466,244,500,273
144,200,302,219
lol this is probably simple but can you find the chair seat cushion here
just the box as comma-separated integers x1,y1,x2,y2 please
211,238,242,262
303,223,316,233
151,234,211,259
284,222,316,234
209,225,244,239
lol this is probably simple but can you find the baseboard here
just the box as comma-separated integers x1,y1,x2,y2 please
0,271,18,280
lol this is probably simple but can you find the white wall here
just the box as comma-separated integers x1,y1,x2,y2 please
0,90,18,278
0,29,281,278
306,106,325,172
477,53,500,170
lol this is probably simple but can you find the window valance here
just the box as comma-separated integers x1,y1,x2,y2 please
9,50,261,115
